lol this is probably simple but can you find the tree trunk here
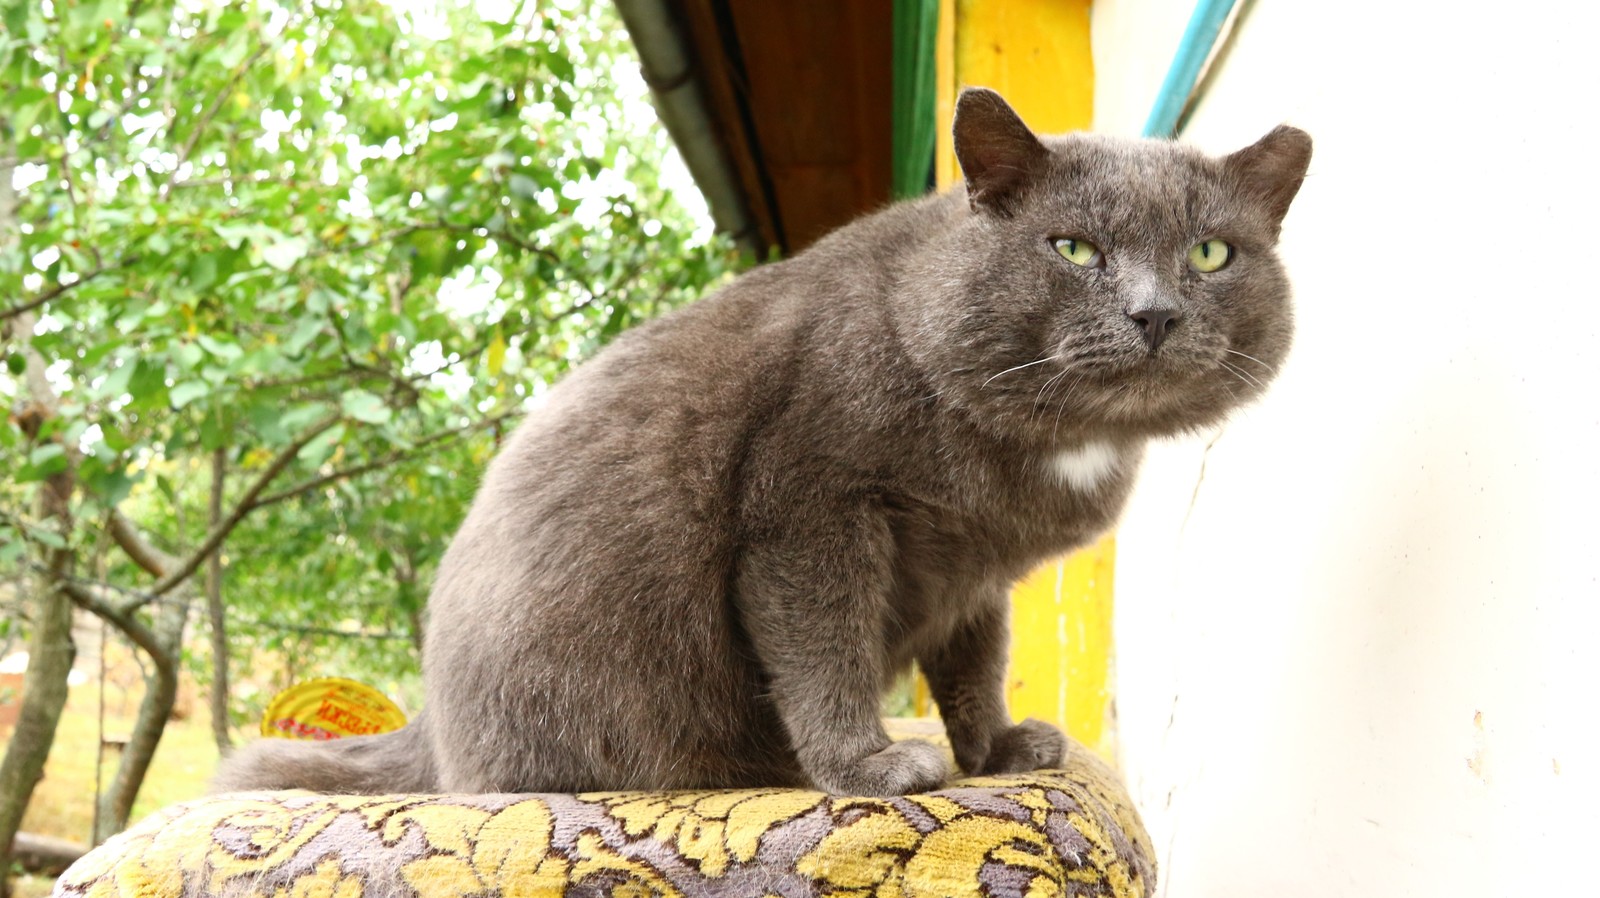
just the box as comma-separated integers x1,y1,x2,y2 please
0,449,77,883
0,157,80,898
0,581,75,898
206,447,232,756
92,597,186,843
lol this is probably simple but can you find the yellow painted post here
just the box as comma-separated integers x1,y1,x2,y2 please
1007,534,1117,763
935,0,1095,190
928,0,1118,765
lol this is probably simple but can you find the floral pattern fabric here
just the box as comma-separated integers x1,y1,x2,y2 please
55,750,1153,897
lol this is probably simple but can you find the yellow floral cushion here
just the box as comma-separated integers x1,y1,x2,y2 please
54,740,1153,897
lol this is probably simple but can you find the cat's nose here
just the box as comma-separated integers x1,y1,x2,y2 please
1128,307,1181,351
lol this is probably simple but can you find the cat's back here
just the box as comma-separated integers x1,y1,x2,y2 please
488,189,961,492
430,192,960,617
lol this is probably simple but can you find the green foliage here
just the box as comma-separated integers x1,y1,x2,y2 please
1,0,738,707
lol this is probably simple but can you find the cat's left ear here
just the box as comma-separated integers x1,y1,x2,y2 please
953,87,1049,214
1225,125,1313,225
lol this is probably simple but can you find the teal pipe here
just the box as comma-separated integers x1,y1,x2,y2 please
1142,0,1237,138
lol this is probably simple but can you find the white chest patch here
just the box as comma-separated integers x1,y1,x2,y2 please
1050,441,1120,492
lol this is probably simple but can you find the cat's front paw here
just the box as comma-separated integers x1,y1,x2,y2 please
813,739,950,796
980,718,1068,774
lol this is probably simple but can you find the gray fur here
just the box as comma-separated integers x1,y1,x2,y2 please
214,89,1310,797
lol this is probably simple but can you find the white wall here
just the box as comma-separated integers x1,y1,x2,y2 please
1092,2,1600,895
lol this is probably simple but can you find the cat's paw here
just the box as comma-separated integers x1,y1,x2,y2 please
813,739,950,796
979,718,1068,774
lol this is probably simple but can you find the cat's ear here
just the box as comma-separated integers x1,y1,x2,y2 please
1225,125,1313,225
953,87,1048,214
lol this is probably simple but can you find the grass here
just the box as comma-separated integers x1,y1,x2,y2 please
18,670,220,844
5,660,221,897
12,874,57,898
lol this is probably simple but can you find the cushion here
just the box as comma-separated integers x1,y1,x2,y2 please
53,736,1154,897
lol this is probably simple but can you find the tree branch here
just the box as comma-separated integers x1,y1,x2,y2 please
242,330,496,401
151,412,343,596
303,220,563,267
471,224,562,265
169,171,273,190
49,43,88,240
106,511,179,581
161,36,273,198
61,581,164,661
541,292,600,324
243,365,359,392
108,412,344,608
251,408,521,509
0,259,139,322
305,223,427,260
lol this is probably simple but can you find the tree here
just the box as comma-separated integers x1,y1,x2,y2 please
0,0,736,879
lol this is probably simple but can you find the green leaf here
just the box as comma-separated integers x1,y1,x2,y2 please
17,443,68,482
213,221,263,249
99,424,132,452
200,411,230,451
509,173,539,201
25,525,67,550
197,334,244,361
82,459,137,507
285,317,323,356
189,254,219,291
2,4,30,38
29,443,65,466
279,402,332,435
155,474,178,506
341,389,391,425
170,381,210,408
260,235,310,271
172,342,205,370
0,536,21,568
125,359,168,407
600,304,630,340
297,423,346,464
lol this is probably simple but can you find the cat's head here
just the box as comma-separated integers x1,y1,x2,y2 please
899,87,1311,444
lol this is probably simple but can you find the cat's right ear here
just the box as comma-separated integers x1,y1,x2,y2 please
953,88,1048,214
1225,125,1313,226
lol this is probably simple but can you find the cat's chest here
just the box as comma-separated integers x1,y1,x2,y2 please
891,438,1142,576
1046,441,1123,492
882,440,1139,648
1000,441,1138,548
978,434,1138,509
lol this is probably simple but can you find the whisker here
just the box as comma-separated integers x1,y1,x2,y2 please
982,354,1060,389
1218,360,1251,385
1224,348,1277,373
1218,360,1262,391
1030,367,1071,423
1041,366,1075,406
1051,372,1089,441
1222,358,1260,387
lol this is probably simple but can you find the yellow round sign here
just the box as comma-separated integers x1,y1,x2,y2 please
260,677,408,741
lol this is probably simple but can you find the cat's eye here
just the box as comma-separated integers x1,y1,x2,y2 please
1052,238,1103,268
1187,239,1232,273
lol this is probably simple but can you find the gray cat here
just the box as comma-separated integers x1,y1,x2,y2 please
216,88,1310,797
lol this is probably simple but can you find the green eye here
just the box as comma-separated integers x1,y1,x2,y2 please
1188,239,1232,272
1053,238,1103,268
